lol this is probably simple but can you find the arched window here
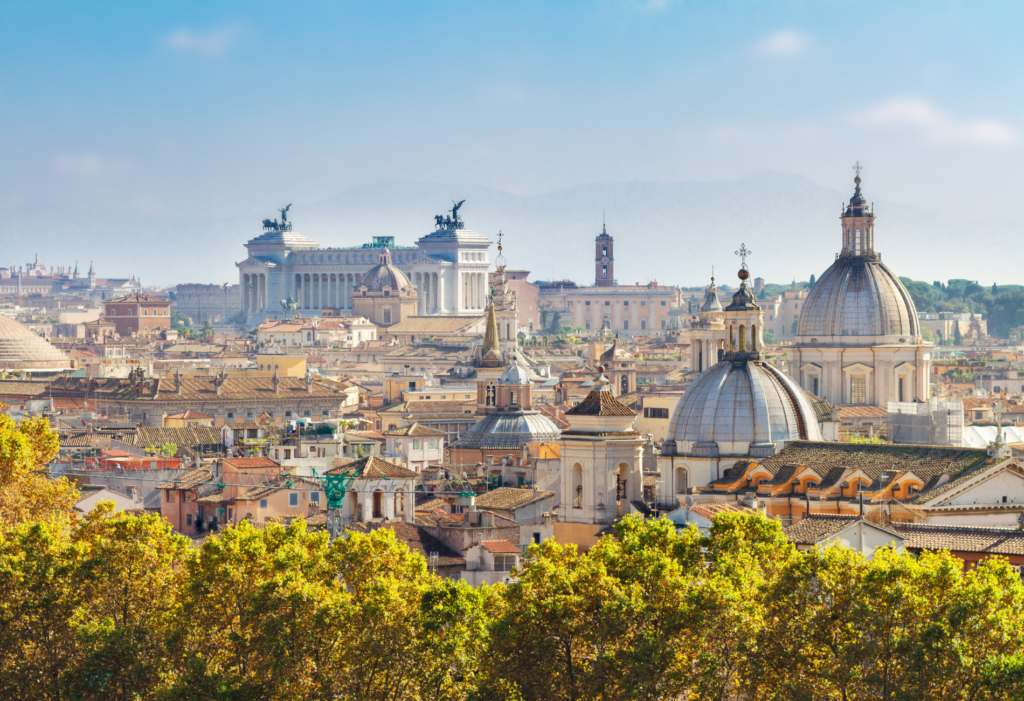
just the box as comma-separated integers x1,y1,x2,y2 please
738,325,746,351
572,463,583,508
675,466,686,494
372,490,384,519
510,391,518,406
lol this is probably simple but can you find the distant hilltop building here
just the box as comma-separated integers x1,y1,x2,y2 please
237,201,491,327
536,222,682,337
0,257,140,297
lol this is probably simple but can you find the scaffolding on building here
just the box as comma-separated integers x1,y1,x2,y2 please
886,398,964,446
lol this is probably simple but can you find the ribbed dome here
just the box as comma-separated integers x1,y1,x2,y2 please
453,411,562,449
360,249,412,292
0,316,71,370
797,258,918,340
498,359,531,385
668,355,820,456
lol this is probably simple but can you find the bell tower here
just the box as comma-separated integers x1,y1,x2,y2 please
595,221,614,287
840,162,876,258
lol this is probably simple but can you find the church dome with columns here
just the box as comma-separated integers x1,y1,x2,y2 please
796,171,919,343
360,249,414,293
667,259,820,459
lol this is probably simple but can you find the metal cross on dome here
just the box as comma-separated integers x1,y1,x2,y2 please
853,161,863,177
735,243,751,269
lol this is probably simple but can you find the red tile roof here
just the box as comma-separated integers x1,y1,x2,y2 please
481,539,521,554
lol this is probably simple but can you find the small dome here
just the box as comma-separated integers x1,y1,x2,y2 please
600,338,633,362
498,357,531,385
453,411,562,449
700,279,723,313
797,258,918,339
360,249,412,292
0,316,71,370
668,356,820,456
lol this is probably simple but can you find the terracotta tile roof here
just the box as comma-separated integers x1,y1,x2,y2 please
384,315,484,335
473,487,555,512
784,515,863,545
46,375,346,401
757,442,987,482
836,405,889,419
892,523,1024,556
234,484,282,501
222,457,280,470
687,503,751,520
328,455,418,479
196,489,226,503
346,519,465,567
383,422,447,437
157,468,213,490
565,389,636,417
124,426,224,458
481,539,521,554
388,400,477,415
415,497,451,512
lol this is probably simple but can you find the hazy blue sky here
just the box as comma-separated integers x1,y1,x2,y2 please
1,0,1022,279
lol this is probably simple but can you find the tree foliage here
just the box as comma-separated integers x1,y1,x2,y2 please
4,417,1024,699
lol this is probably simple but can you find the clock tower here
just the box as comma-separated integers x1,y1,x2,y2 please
595,223,614,287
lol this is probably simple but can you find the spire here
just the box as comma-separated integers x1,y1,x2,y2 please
495,230,506,269
482,302,500,358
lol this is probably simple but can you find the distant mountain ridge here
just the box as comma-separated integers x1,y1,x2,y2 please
1,172,1020,288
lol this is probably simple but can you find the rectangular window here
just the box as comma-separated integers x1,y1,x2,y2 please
412,438,423,450
289,493,299,507
395,441,402,453
604,301,610,306
585,301,590,306
813,377,819,396
165,490,174,502
644,407,670,419
640,320,647,330
428,438,438,450
623,320,629,330
187,514,193,526
259,498,268,509
640,301,646,306
661,320,666,329
623,301,629,307
661,301,666,306
851,376,867,405
310,491,320,504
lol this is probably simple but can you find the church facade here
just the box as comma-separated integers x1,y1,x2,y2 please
237,203,492,327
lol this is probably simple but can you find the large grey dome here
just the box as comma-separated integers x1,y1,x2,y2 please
0,316,71,370
797,257,918,340
797,172,919,342
668,356,820,456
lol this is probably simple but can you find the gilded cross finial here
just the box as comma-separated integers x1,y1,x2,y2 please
735,244,751,269
853,161,863,178
497,230,503,253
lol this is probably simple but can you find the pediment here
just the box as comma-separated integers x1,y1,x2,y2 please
800,362,822,373
895,361,917,373
924,458,1024,508
406,255,451,267
236,256,275,268
843,362,874,374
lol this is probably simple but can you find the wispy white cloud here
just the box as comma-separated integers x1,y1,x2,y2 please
51,152,133,178
752,30,811,58
859,97,1017,146
163,24,244,57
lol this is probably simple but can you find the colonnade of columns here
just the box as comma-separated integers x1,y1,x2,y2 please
242,273,267,313
461,271,487,311
411,271,444,314
293,272,364,311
